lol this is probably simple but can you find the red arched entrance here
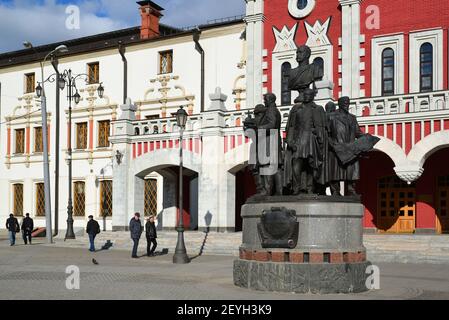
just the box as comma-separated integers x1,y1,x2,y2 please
235,166,257,232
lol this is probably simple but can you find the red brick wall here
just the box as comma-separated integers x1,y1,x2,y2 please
361,0,449,96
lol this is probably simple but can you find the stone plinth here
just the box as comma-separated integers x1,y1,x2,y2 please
233,195,371,294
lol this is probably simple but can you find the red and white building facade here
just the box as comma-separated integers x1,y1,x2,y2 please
2,0,449,235
246,0,449,234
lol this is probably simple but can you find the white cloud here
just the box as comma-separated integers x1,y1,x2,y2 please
0,0,245,53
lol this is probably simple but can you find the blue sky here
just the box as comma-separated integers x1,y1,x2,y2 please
0,0,245,53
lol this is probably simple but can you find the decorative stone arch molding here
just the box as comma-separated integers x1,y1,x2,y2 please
408,131,449,167
130,148,202,177
390,131,449,184
372,136,407,168
135,75,195,118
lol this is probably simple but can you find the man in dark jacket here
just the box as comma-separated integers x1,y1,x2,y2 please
129,212,143,258
86,215,101,252
21,213,34,245
145,216,158,256
6,214,20,246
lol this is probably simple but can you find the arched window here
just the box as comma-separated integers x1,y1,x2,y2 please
381,48,395,96
312,57,324,80
281,62,291,106
420,43,433,92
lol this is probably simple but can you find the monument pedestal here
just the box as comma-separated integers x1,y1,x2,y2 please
233,195,371,294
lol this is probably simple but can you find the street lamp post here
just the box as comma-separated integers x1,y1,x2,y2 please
58,71,104,240
173,106,190,264
29,43,68,244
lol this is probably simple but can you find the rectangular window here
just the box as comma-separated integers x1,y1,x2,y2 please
15,129,25,154
36,183,45,217
97,120,110,148
25,73,35,94
100,180,113,217
159,50,173,74
87,62,100,84
34,127,43,153
73,181,86,217
76,122,88,150
144,179,158,217
13,184,24,216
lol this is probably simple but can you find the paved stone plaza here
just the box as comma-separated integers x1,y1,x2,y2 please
1,235,449,300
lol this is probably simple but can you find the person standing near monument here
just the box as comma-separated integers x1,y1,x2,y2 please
86,215,101,252
5,214,20,246
21,213,34,245
145,215,158,256
129,212,143,258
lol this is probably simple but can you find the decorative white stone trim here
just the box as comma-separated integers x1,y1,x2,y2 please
305,17,331,47
371,34,405,96
288,0,316,19
409,28,444,93
273,24,298,53
394,166,424,184
408,130,449,167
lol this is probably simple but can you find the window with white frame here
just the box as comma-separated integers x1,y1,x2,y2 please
409,29,443,93
371,34,404,97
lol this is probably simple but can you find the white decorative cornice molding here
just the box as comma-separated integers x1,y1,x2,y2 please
273,24,298,53
339,0,363,5
244,13,265,24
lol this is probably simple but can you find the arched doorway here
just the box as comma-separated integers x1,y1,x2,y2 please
357,151,398,232
418,147,449,234
135,166,199,231
229,163,257,232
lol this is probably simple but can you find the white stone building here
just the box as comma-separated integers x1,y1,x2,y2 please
0,0,247,232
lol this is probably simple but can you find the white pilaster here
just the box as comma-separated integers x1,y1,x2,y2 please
339,0,362,98
245,0,265,108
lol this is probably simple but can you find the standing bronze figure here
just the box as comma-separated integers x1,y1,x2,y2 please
286,88,322,194
328,96,380,196
244,93,283,196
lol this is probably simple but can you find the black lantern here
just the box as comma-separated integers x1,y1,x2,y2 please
97,83,104,99
176,106,188,129
73,91,81,104
115,150,123,165
58,75,66,90
35,83,43,98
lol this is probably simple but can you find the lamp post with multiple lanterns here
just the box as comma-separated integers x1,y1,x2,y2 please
57,70,104,240
31,43,69,244
173,106,190,264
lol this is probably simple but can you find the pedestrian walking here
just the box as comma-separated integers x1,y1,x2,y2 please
86,215,101,252
21,213,34,245
6,214,20,246
145,215,158,256
129,212,143,258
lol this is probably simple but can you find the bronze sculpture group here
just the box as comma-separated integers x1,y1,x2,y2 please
244,45,379,197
